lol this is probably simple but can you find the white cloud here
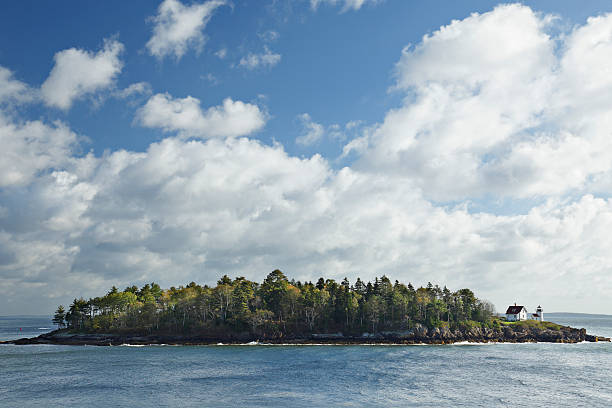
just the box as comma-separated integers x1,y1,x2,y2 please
41,40,124,110
214,48,227,59
258,30,280,43
146,0,227,60
356,5,612,201
238,47,281,70
201,73,219,85
9,4,612,317
0,67,35,104
0,114,77,187
297,113,362,146
136,93,267,138
296,113,325,145
341,134,369,158
310,0,381,12
6,127,612,314
114,82,152,99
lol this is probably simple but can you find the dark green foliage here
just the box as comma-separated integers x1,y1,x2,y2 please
52,305,66,329
59,271,496,336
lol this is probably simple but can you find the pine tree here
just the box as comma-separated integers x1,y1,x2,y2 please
53,305,66,329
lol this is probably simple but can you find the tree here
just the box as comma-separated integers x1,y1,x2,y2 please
53,305,66,329
302,287,329,330
457,288,477,320
283,285,301,323
354,278,366,296
365,295,384,332
52,271,496,337
232,277,255,319
392,290,409,325
218,275,232,286
215,283,233,322
260,269,289,319
66,298,90,329
249,309,273,334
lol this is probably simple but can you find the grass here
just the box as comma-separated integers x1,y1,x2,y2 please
499,319,563,330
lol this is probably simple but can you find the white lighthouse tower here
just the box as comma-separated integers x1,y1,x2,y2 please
534,305,544,322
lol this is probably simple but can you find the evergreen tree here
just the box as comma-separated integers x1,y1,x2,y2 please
55,271,497,336
354,278,366,296
261,270,290,318
52,305,66,329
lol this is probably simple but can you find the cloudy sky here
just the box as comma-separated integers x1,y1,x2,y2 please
2,0,612,315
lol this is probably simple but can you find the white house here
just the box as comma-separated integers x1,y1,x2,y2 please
505,304,528,321
530,305,544,322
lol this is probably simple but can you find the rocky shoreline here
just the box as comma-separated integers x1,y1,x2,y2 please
3,323,610,346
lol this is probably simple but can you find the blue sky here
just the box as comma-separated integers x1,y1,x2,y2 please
3,0,612,314
3,0,609,159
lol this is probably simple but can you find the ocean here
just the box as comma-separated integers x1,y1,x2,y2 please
1,313,611,407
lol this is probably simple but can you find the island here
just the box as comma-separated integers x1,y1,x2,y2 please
4,270,610,345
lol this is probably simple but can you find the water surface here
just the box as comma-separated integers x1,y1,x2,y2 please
1,314,611,407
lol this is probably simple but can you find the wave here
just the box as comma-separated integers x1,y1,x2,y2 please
115,343,177,347
211,341,609,347
87,341,609,347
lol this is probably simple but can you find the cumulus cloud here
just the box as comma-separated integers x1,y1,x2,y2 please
356,4,612,201
0,114,77,187
136,93,267,138
238,47,281,70
146,0,226,60
5,128,612,314
310,0,381,12
296,113,325,145
0,67,35,104
40,40,124,110
8,4,612,317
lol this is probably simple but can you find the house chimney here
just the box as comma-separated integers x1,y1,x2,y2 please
514,302,516,306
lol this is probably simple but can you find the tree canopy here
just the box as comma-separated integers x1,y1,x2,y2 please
55,270,496,337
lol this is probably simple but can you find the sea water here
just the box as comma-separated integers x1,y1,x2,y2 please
1,313,611,407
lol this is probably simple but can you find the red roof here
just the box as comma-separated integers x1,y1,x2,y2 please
505,305,526,314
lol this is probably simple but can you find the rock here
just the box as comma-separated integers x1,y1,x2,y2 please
414,323,428,338
312,332,344,339
440,326,454,340
428,327,440,338
379,330,415,339
3,322,608,346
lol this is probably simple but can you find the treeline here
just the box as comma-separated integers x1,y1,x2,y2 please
53,270,496,336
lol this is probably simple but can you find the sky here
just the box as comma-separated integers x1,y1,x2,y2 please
2,0,612,315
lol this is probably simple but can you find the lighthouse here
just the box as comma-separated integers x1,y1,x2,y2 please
532,305,544,322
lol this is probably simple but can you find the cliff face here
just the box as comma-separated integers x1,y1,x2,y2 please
314,323,597,344
4,323,610,345
376,323,589,343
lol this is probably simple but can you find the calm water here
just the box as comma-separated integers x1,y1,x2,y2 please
1,314,612,407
